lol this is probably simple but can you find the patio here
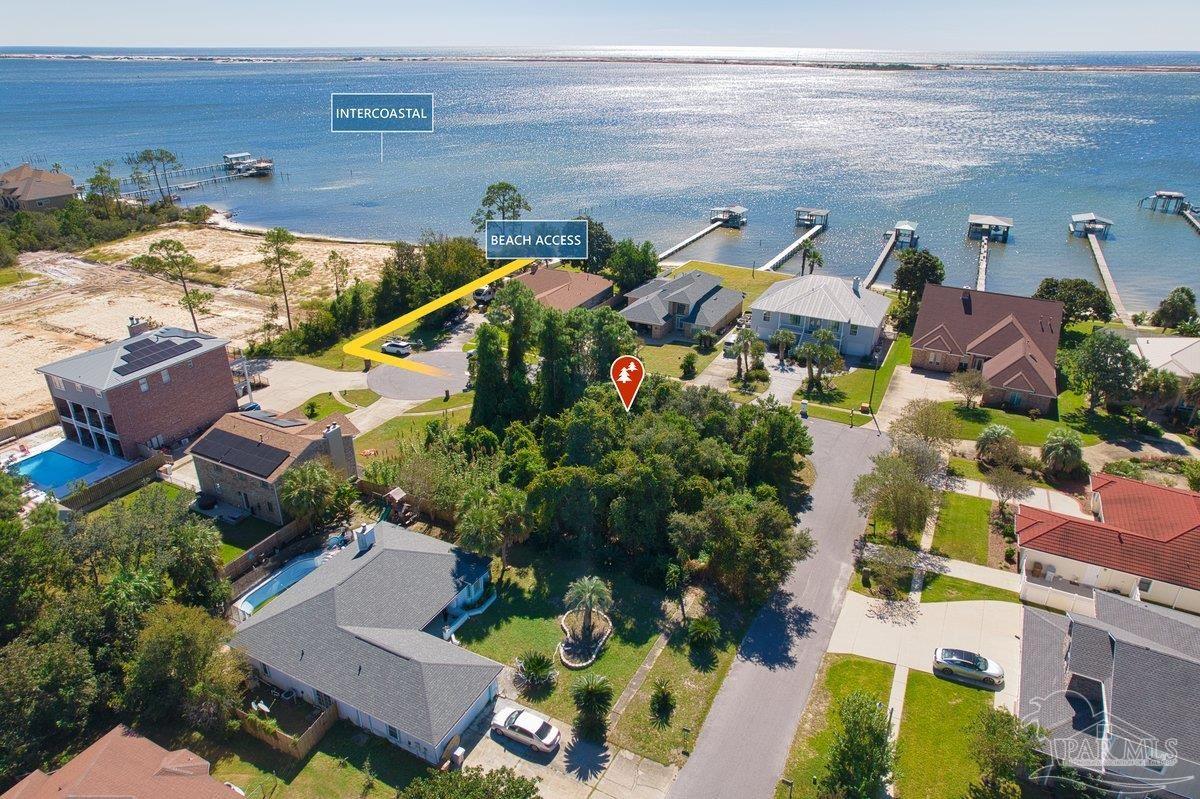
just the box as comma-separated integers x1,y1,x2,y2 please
245,682,324,738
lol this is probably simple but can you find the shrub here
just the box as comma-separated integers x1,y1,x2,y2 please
681,352,698,379
1027,407,1041,422
1041,427,1086,476
1004,546,1016,564
694,330,718,351
1102,459,1145,480
745,367,770,383
687,616,722,649
1183,460,1200,492
976,424,1016,464
650,677,676,721
571,673,614,720
304,399,318,418
515,650,556,690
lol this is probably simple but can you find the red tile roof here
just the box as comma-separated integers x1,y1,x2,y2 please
2,725,241,799
1017,474,1200,591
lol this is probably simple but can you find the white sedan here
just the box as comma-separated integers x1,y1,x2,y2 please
490,705,561,753
380,339,412,356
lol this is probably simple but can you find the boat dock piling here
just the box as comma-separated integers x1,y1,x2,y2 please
975,237,989,291
659,220,725,260
758,224,823,272
1086,232,1133,326
1139,190,1188,213
863,221,917,288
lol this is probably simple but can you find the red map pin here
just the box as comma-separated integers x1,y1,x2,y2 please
610,355,645,412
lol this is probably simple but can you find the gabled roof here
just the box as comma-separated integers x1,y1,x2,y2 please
1017,474,1200,590
981,336,1057,397
1071,212,1114,225
1135,335,1200,379
1,725,239,799
232,523,500,747
188,410,359,482
968,213,1013,227
621,270,744,329
750,274,889,328
35,326,230,391
512,267,613,311
0,164,75,204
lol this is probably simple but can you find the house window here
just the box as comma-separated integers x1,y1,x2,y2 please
51,376,64,390
73,382,82,392
1138,578,1153,593
387,725,399,741
261,664,271,677
267,501,274,513
138,378,149,393
762,311,771,322
160,369,171,384
849,324,860,336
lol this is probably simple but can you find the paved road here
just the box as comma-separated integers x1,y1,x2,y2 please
367,349,470,400
669,418,889,799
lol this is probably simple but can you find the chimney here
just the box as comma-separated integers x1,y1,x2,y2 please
324,423,350,476
127,316,152,337
961,290,972,315
852,276,861,296
356,524,376,554
1091,490,1103,521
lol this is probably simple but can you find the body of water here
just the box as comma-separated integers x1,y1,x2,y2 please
2,48,1198,309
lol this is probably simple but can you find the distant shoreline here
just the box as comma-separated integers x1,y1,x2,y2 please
3,52,1200,73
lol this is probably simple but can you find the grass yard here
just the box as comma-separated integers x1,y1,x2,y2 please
294,339,367,372
798,335,912,413
637,340,722,379
406,391,475,414
848,567,912,601
947,456,1052,490
896,670,990,799
144,719,430,799
671,260,789,304
354,407,471,464
456,547,665,723
294,392,353,421
796,403,874,428
931,493,993,565
920,573,1019,604
341,388,380,407
0,267,34,287
774,655,895,798
609,598,747,766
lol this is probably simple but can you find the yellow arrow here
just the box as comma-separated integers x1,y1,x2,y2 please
342,258,535,376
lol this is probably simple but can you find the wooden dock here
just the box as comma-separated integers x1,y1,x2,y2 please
1184,207,1200,235
975,238,989,290
659,220,725,260
1086,233,1133,326
758,225,823,272
863,229,898,288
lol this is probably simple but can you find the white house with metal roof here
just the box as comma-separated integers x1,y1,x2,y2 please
749,274,890,358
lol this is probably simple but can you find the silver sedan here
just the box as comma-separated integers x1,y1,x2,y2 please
933,647,1005,686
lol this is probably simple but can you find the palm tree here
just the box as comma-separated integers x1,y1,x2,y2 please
797,240,815,274
564,575,612,642
734,327,757,380
455,485,503,563
493,484,529,578
811,328,841,385
571,673,614,720
278,461,336,529
806,248,824,275
796,341,819,389
769,329,797,364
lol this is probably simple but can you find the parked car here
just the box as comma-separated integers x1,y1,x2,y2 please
381,339,412,356
473,285,495,305
491,706,561,753
239,401,261,412
933,647,1005,686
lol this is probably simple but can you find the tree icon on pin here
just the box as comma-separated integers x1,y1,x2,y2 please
610,355,645,412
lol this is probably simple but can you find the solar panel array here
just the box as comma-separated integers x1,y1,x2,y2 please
190,428,290,478
113,338,203,377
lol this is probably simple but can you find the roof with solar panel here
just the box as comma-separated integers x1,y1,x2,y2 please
35,327,229,390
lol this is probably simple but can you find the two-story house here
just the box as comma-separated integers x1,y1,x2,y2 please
749,274,890,359
620,270,744,340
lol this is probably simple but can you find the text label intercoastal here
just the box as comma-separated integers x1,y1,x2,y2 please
330,93,434,132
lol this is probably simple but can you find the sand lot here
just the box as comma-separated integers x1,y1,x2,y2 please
84,222,394,300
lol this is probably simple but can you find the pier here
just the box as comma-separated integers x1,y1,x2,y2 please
659,220,725,260
976,237,989,290
119,151,274,199
1139,189,1187,213
863,221,917,288
1184,207,1200,235
759,224,823,272
1086,232,1133,326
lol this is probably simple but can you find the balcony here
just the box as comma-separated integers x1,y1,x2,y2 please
1020,571,1095,616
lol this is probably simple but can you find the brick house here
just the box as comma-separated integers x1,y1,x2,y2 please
620,270,744,340
910,284,1064,413
35,320,238,459
188,409,359,525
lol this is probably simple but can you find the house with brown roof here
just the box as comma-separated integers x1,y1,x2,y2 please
0,164,76,211
1017,473,1200,616
512,265,614,311
2,724,242,799
188,409,359,525
910,284,1063,413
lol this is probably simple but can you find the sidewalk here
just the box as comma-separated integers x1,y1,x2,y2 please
948,476,1088,519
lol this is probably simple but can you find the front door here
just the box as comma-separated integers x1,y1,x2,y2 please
238,491,251,509
1007,392,1023,408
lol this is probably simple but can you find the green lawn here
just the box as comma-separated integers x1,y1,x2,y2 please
896,671,990,799
948,456,1051,490
354,407,471,464
848,566,912,601
456,547,665,723
931,493,993,565
407,391,475,414
342,388,380,407
920,573,1019,604
294,392,353,421
796,402,874,428
637,340,722,379
0,267,33,287
671,260,789,304
798,335,912,413
294,339,367,372
144,719,430,799
609,598,747,766
774,655,895,798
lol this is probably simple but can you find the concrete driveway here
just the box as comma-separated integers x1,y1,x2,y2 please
874,365,957,431
764,355,806,404
367,349,471,400
460,703,675,799
828,592,1022,711
249,359,367,413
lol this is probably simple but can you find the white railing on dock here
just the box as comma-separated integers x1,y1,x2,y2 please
863,229,897,288
759,225,823,272
1086,233,1133,326
659,220,725,261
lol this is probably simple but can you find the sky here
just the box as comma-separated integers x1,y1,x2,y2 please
5,0,1200,52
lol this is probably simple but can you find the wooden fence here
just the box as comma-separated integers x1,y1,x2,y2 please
59,452,168,513
222,516,308,582
237,703,337,759
0,409,60,443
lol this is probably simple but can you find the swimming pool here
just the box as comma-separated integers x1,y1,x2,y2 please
237,551,325,617
12,449,93,493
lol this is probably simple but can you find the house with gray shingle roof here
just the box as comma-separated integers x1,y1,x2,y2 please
620,270,744,340
750,274,890,359
232,522,500,765
1021,593,1200,797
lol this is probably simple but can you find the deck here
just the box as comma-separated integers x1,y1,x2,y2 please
758,225,823,272
864,229,897,288
1087,232,1134,326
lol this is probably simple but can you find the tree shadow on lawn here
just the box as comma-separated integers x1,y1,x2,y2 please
802,383,848,406
737,590,815,671
563,730,611,782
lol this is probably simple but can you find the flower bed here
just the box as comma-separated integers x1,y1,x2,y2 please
557,609,613,669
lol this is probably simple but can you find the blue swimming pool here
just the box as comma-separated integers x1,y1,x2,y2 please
12,449,93,493
239,551,325,615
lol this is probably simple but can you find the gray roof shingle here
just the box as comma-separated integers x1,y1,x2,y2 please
620,270,743,330
232,523,500,746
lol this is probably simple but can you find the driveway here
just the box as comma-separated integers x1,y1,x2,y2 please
367,349,471,400
460,703,675,799
828,591,1022,711
249,359,367,413
873,365,957,431
764,355,806,404
669,418,890,799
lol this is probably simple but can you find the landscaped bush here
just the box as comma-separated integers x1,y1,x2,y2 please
745,367,770,383
687,616,721,649
1102,459,1146,480
515,650,557,691
649,676,676,721
680,352,698,379
976,424,1016,465
571,673,615,735
1041,427,1087,477
693,330,718,352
